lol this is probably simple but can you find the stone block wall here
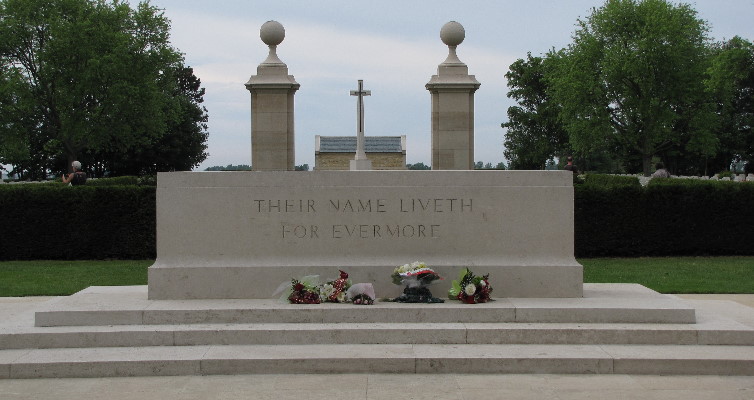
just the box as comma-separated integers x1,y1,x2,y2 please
315,153,407,170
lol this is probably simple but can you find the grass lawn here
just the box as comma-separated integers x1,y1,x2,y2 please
0,260,152,297
0,257,752,296
581,256,754,294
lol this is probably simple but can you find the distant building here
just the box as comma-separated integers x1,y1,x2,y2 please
315,136,407,170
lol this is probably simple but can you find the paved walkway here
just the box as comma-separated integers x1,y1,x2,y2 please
1,295,753,400
1,373,754,400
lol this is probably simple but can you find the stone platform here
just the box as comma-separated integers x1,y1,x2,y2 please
2,284,754,378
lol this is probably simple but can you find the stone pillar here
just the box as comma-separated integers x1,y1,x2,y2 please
426,21,480,170
245,21,300,171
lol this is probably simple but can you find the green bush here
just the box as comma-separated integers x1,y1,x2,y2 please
0,185,155,260
1,176,752,260
576,179,754,257
575,185,645,257
647,177,740,188
582,174,641,188
717,170,734,179
86,176,140,186
81,175,156,186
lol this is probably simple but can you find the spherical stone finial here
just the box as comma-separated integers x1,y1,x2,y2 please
440,21,465,47
260,20,285,46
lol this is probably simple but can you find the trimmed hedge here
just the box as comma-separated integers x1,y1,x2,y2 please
83,176,156,186
85,176,140,186
0,185,155,260
1,177,752,259
582,174,641,188
575,179,754,257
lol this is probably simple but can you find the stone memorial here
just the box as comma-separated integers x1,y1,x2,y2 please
13,21,739,382
147,170,582,299
147,20,582,300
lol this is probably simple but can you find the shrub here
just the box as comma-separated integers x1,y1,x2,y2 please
582,174,641,188
86,176,140,186
717,170,734,179
0,185,155,260
1,176,752,260
574,185,645,257
576,179,754,257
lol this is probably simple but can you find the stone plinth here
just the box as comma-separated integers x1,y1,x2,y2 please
148,171,583,300
349,158,373,170
426,21,480,170
245,21,299,171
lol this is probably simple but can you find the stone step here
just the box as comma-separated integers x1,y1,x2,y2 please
4,321,753,350
34,285,696,327
2,344,753,378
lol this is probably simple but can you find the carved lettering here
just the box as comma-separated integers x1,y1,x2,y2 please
254,198,469,214
282,225,319,239
328,199,388,212
329,224,440,239
461,198,472,212
398,198,472,213
260,197,465,240
255,199,316,212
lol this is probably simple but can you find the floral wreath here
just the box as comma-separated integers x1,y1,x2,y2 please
391,261,442,287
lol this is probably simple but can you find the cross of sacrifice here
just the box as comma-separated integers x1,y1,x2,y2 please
350,79,371,160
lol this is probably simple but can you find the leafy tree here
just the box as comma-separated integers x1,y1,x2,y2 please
406,162,431,170
294,164,309,171
472,161,506,170
89,66,209,176
547,0,716,176
204,164,252,171
0,0,207,178
704,36,754,175
502,54,570,170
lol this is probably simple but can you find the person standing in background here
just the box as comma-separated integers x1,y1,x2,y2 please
62,161,87,185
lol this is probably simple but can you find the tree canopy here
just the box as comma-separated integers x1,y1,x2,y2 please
502,53,569,170
502,0,753,176
0,0,208,179
550,0,714,176
705,36,754,174
406,162,431,170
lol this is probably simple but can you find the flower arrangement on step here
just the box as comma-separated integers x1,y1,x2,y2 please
347,283,376,305
286,276,321,304
273,270,375,305
448,268,492,304
320,270,351,303
391,261,444,303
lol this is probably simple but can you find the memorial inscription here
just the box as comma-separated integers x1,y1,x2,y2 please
255,197,474,240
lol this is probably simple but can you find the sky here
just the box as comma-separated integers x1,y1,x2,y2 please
139,0,754,170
